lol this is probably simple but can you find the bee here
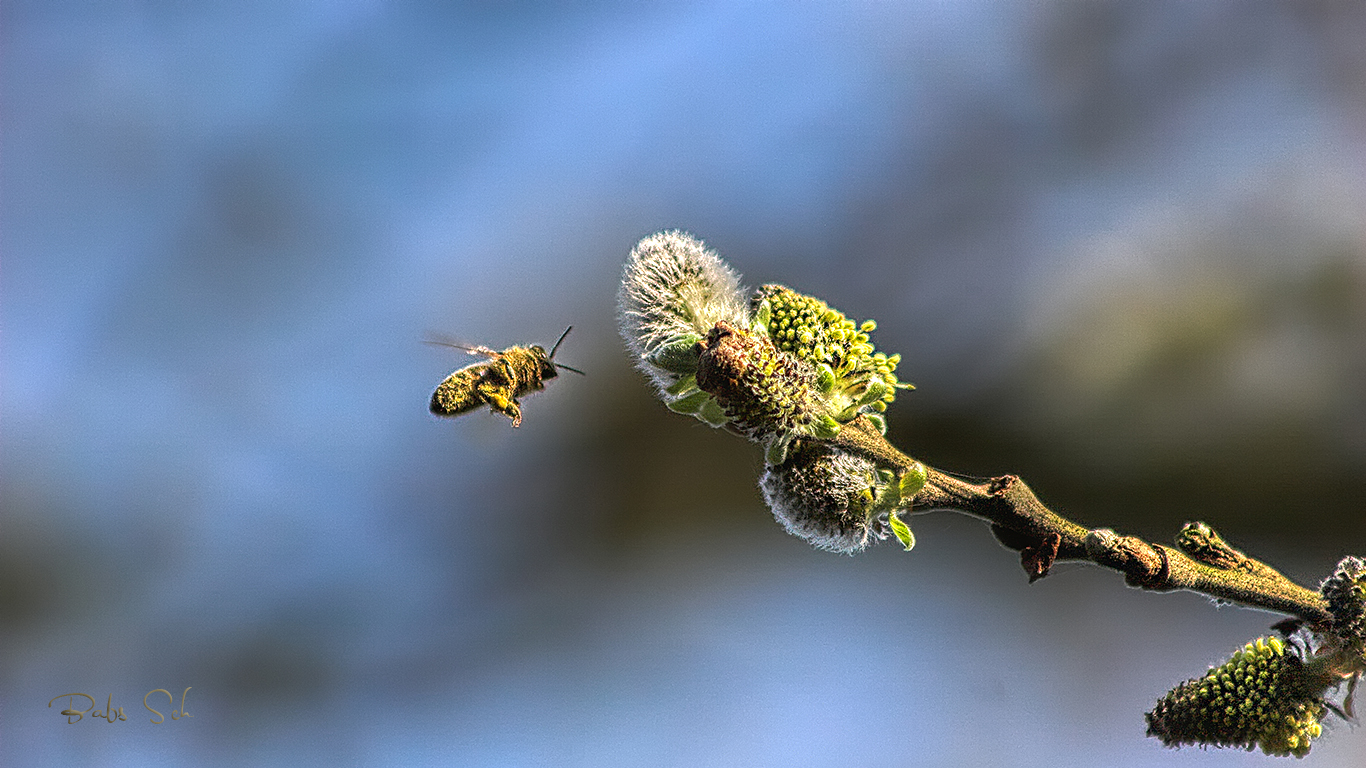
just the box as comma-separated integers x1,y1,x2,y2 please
428,326,583,427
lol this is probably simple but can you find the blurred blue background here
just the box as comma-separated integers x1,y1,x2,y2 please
4,2,1365,765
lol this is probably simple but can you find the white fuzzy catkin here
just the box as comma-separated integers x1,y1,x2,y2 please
760,445,887,554
617,231,750,391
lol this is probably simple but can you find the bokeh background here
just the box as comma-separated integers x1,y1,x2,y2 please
4,2,1366,766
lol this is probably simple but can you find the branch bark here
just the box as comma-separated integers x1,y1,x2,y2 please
829,416,1332,625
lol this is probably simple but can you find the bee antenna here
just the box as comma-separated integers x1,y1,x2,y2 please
548,326,574,360
554,362,586,376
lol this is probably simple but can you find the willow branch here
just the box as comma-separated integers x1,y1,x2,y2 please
829,416,1332,625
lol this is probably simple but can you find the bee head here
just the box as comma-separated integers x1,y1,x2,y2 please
528,345,558,379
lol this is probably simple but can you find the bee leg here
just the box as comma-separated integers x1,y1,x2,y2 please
493,399,522,428
479,384,523,427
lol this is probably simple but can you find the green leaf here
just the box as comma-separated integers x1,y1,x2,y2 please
810,415,841,440
752,301,772,335
664,374,698,396
855,379,888,407
648,337,702,375
764,436,791,466
888,511,915,551
665,390,710,415
862,413,887,435
814,363,837,394
697,398,731,427
899,462,928,500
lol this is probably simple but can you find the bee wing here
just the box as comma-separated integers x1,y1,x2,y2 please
424,333,500,359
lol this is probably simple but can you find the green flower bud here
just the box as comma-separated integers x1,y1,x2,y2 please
1146,636,1328,758
750,284,911,426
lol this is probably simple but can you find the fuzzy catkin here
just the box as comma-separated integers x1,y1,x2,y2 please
1322,556,1366,643
760,441,887,554
695,321,827,441
617,231,749,392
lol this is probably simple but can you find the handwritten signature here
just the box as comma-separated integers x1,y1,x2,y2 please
48,688,193,724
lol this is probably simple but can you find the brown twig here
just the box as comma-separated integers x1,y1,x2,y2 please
830,415,1333,625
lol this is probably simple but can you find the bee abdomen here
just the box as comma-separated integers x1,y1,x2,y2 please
430,372,482,416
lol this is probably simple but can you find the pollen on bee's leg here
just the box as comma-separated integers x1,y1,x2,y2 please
476,383,517,424
486,401,521,426
494,399,522,426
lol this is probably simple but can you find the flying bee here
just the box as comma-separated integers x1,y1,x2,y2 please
428,326,584,427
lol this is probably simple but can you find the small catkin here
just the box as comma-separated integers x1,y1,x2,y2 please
617,231,749,392
753,284,904,410
760,441,889,554
1146,636,1326,758
1322,556,1366,644
695,321,826,441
